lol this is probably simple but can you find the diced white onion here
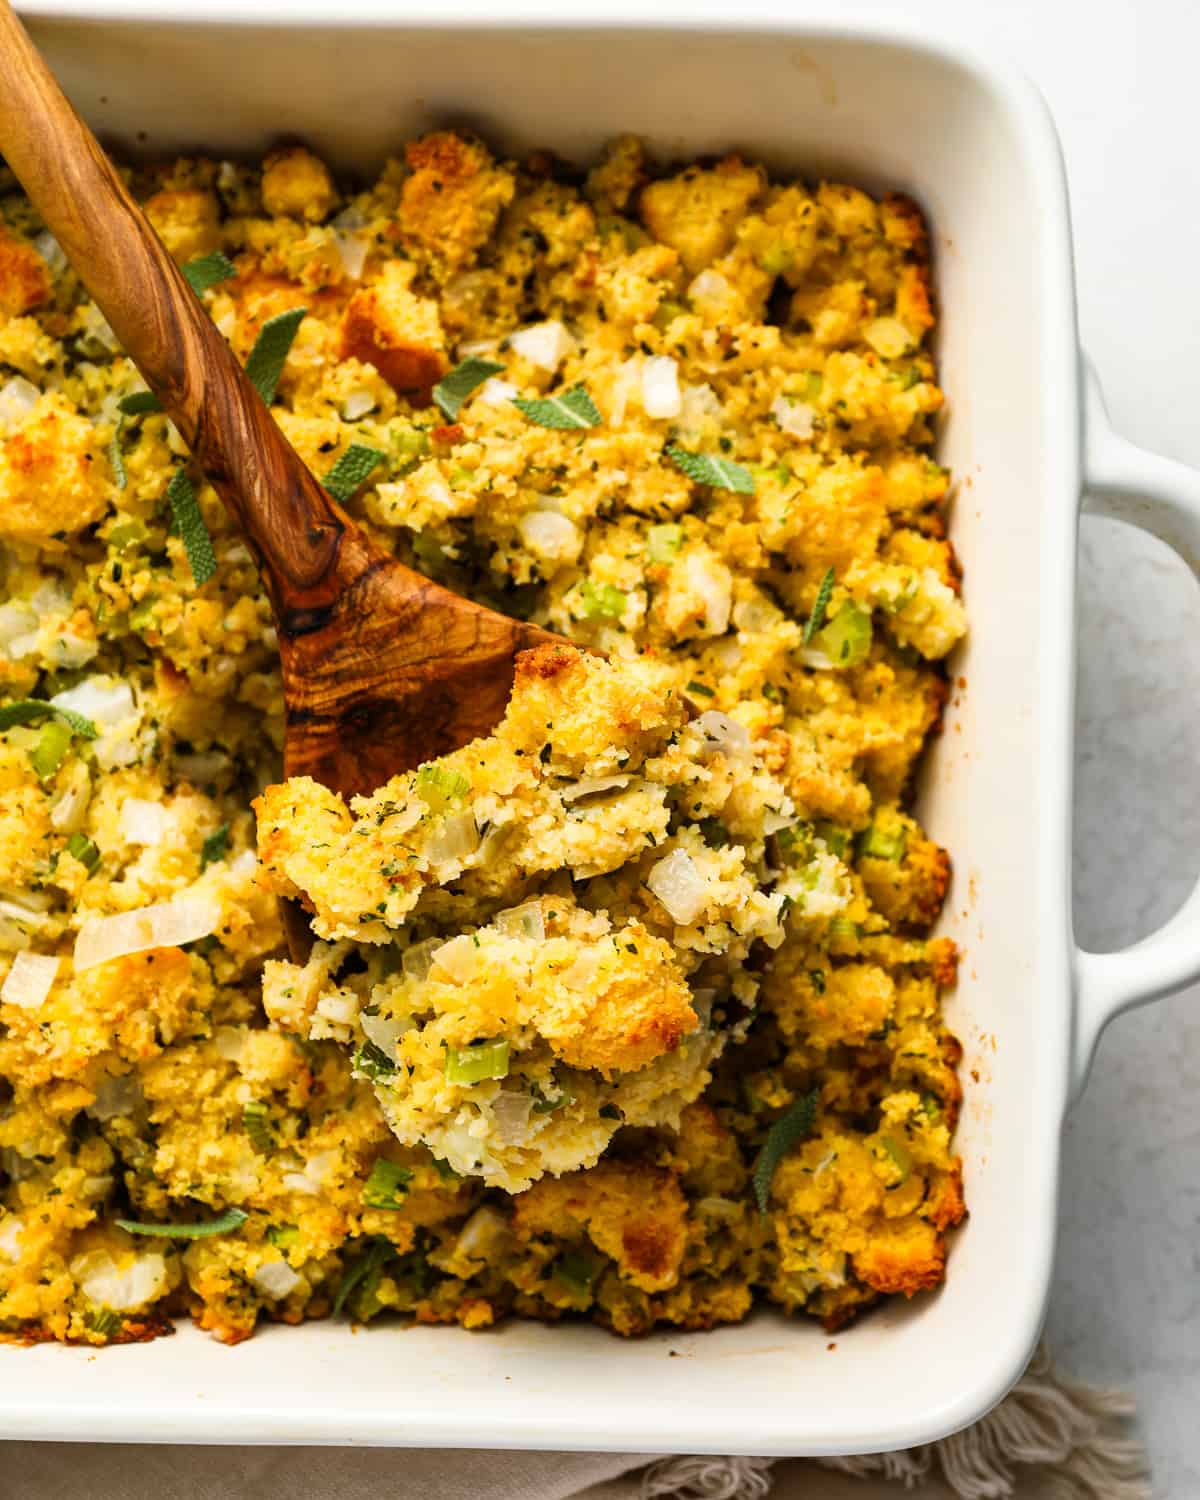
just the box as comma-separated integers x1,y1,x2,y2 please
316,990,359,1026
771,395,815,439
333,231,369,281
678,381,722,435
33,230,65,276
212,1026,246,1063
0,600,36,651
453,1205,509,1262
77,303,121,354
52,676,141,771
332,205,368,232
50,764,91,833
0,376,40,429
401,937,441,984
173,749,230,783
87,1072,142,1121
478,377,518,406
608,356,639,427
490,1091,533,1143
693,710,752,760
119,798,167,846
559,775,632,803
51,676,134,727
360,1011,408,1061
426,810,480,865
1,951,59,1010
508,320,575,372
641,356,681,419
73,1250,168,1311
341,389,376,420
430,934,482,983
647,849,710,925
688,269,731,309
0,1216,24,1261
683,552,732,636
457,338,501,359
493,902,545,942
253,1259,302,1300
762,808,798,835
864,317,914,359
562,946,601,990
281,1148,338,1197
74,893,220,972
517,509,581,563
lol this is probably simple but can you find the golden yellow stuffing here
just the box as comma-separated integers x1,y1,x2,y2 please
0,130,964,1347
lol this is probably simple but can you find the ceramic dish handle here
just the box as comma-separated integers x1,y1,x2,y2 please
1075,355,1200,1091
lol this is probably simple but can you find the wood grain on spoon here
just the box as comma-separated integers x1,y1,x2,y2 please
0,1,557,802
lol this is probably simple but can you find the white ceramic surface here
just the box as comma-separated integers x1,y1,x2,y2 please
2,4,1197,1461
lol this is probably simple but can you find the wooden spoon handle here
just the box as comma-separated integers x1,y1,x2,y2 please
0,1,348,612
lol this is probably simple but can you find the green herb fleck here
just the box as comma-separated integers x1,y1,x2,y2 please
353,1039,397,1081
433,356,505,420
115,1206,248,1239
166,469,216,586
803,567,836,645
117,390,162,416
513,384,602,431
200,823,230,869
753,1088,819,1212
322,443,386,503
332,1236,396,1318
0,699,98,738
362,1159,414,1211
84,1305,123,1339
181,250,237,296
685,679,714,698
244,306,306,405
666,444,754,494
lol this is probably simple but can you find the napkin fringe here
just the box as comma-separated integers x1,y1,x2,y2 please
638,1343,1149,1500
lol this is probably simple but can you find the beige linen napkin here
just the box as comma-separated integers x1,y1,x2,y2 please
0,1345,1148,1500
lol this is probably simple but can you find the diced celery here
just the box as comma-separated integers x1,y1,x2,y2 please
579,579,627,621
128,597,157,632
444,1038,510,1085
881,1135,913,1184
828,915,861,942
107,519,148,552
267,1224,299,1250
391,426,430,471
554,1249,605,1297
243,1100,274,1153
652,299,688,329
860,824,907,861
758,241,793,275
815,603,873,667
361,1159,414,1211
645,523,683,562
66,832,100,873
29,719,73,780
801,371,824,400
414,763,470,812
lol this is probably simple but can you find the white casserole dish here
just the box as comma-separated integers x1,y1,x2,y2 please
6,2,1200,1458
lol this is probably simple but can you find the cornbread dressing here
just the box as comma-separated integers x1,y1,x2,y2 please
0,133,966,1346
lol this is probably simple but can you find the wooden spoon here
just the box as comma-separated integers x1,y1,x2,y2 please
0,3,557,804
